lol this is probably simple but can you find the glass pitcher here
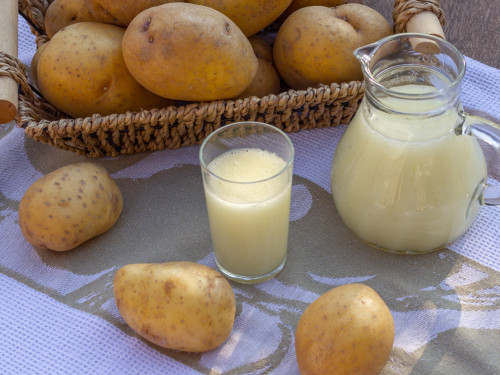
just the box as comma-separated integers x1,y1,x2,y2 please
330,33,500,254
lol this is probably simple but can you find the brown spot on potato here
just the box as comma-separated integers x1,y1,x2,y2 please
164,280,175,296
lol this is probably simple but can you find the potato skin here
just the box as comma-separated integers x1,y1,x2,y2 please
187,0,292,37
235,58,281,99
248,35,274,63
113,262,236,352
279,0,348,22
235,36,281,99
295,283,394,375
44,0,98,39
37,22,174,118
18,163,123,252
30,42,49,88
89,0,183,27
273,4,392,89
122,3,258,101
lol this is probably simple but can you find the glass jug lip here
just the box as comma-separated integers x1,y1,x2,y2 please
357,33,466,99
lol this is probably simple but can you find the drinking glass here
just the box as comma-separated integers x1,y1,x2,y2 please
200,121,294,283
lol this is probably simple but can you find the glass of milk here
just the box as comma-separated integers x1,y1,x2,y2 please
331,33,500,254
200,122,294,284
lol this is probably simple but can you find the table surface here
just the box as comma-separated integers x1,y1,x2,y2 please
1,2,499,375
367,0,500,69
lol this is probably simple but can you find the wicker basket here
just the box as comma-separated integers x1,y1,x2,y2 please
5,0,444,157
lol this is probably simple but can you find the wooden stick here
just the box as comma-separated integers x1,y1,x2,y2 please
0,0,18,124
406,11,445,54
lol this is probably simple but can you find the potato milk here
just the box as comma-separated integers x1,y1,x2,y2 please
331,84,487,252
204,148,291,276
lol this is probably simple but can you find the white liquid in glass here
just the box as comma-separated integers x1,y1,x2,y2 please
205,148,291,276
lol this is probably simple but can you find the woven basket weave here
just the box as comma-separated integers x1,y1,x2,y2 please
5,0,444,157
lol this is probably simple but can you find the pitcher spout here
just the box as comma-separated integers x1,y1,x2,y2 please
353,41,379,77
353,43,377,65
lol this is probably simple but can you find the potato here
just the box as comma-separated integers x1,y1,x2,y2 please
235,58,281,99
295,283,394,375
278,0,349,22
30,42,49,88
113,261,236,352
122,3,258,101
37,22,174,118
273,4,392,89
44,0,98,39
187,0,292,37
89,0,183,27
248,35,274,63
235,35,281,98
18,163,123,252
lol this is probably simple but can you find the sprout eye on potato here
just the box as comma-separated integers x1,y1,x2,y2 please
18,162,123,251
113,261,236,352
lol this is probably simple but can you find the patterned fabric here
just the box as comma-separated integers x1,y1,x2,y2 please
0,15,498,375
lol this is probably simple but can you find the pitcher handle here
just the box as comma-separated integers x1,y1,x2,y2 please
460,113,500,206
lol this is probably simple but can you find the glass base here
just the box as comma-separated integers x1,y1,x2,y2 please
363,239,446,255
215,256,287,285
372,245,444,255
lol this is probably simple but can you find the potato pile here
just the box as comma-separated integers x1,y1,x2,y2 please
34,0,392,118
